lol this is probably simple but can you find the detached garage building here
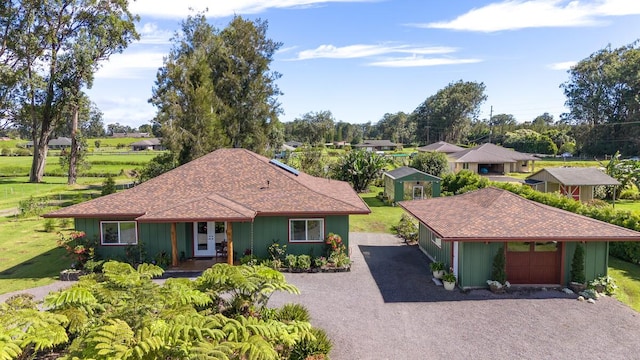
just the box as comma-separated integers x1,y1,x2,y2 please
399,187,640,289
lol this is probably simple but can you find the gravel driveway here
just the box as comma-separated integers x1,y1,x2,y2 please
3,232,640,359
269,233,640,360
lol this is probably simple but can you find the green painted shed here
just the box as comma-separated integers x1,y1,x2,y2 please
399,187,640,289
383,167,441,204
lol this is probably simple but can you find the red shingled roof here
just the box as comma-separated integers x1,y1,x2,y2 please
46,148,370,221
399,187,640,242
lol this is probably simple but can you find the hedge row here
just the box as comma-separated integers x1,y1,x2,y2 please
495,182,640,263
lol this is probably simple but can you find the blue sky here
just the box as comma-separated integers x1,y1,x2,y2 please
87,0,640,129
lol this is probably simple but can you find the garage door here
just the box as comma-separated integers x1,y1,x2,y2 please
506,242,561,284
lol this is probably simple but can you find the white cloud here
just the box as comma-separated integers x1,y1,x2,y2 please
137,23,173,45
368,57,482,68
418,0,640,32
294,44,455,60
129,0,373,19
95,52,166,79
548,61,577,70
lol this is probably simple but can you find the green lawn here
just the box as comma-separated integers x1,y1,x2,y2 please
613,200,640,215
350,186,404,233
0,176,102,210
608,256,640,312
0,216,70,294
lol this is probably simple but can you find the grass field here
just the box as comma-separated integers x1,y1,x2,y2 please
1,151,640,315
614,200,640,214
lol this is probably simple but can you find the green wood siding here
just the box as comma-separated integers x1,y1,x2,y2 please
417,223,451,267
563,242,608,284
384,172,441,204
74,215,350,262
458,242,503,288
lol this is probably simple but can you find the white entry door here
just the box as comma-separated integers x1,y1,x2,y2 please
193,222,214,257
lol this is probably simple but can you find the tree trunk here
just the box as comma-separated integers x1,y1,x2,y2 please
68,105,79,185
29,131,50,183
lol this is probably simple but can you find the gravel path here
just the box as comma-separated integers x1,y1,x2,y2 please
269,233,640,360
3,232,640,359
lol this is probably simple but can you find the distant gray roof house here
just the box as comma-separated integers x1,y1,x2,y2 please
25,137,72,149
448,143,539,174
131,138,164,151
416,141,465,154
353,139,397,150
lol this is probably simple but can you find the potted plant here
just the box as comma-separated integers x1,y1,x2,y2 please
569,244,586,293
442,271,456,290
430,261,445,279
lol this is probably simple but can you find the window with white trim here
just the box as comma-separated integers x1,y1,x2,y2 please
430,231,441,248
289,218,324,242
101,221,138,245
462,163,469,170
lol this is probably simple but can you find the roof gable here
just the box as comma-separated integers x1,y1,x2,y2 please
46,148,370,221
527,167,620,186
399,187,640,241
449,143,538,163
417,141,465,153
384,166,441,180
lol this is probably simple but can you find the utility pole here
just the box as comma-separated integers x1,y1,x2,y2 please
488,105,493,143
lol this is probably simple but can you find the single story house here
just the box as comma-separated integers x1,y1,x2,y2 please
44,148,370,266
525,167,620,202
382,167,441,204
131,138,165,151
353,139,398,151
399,187,640,289
416,141,464,154
25,137,72,149
448,143,538,174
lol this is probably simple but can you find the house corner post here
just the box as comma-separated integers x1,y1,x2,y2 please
226,223,233,265
171,222,178,267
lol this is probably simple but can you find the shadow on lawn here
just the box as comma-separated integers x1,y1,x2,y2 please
358,243,576,303
0,247,66,280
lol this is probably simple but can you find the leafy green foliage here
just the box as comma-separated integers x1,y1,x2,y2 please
413,80,487,144
394,213,418,243
290,327,333,360
0,261,322,359
571,244,586,284
410,151,449,177
561,41,640,156
331,150,387,192
100,175,116,196
150,14,283,164
441,170,489,195
491,246,506,284
503,129,557,155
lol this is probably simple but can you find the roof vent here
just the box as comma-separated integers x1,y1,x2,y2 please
269,159,299,176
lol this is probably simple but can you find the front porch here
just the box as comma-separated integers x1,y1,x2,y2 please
163,257,226,277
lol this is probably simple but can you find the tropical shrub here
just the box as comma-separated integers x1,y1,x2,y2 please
441,170,489,195
290,327,333,360
0,261,325,360
297,255,312,270
410,151,449,177
394,213,418,243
